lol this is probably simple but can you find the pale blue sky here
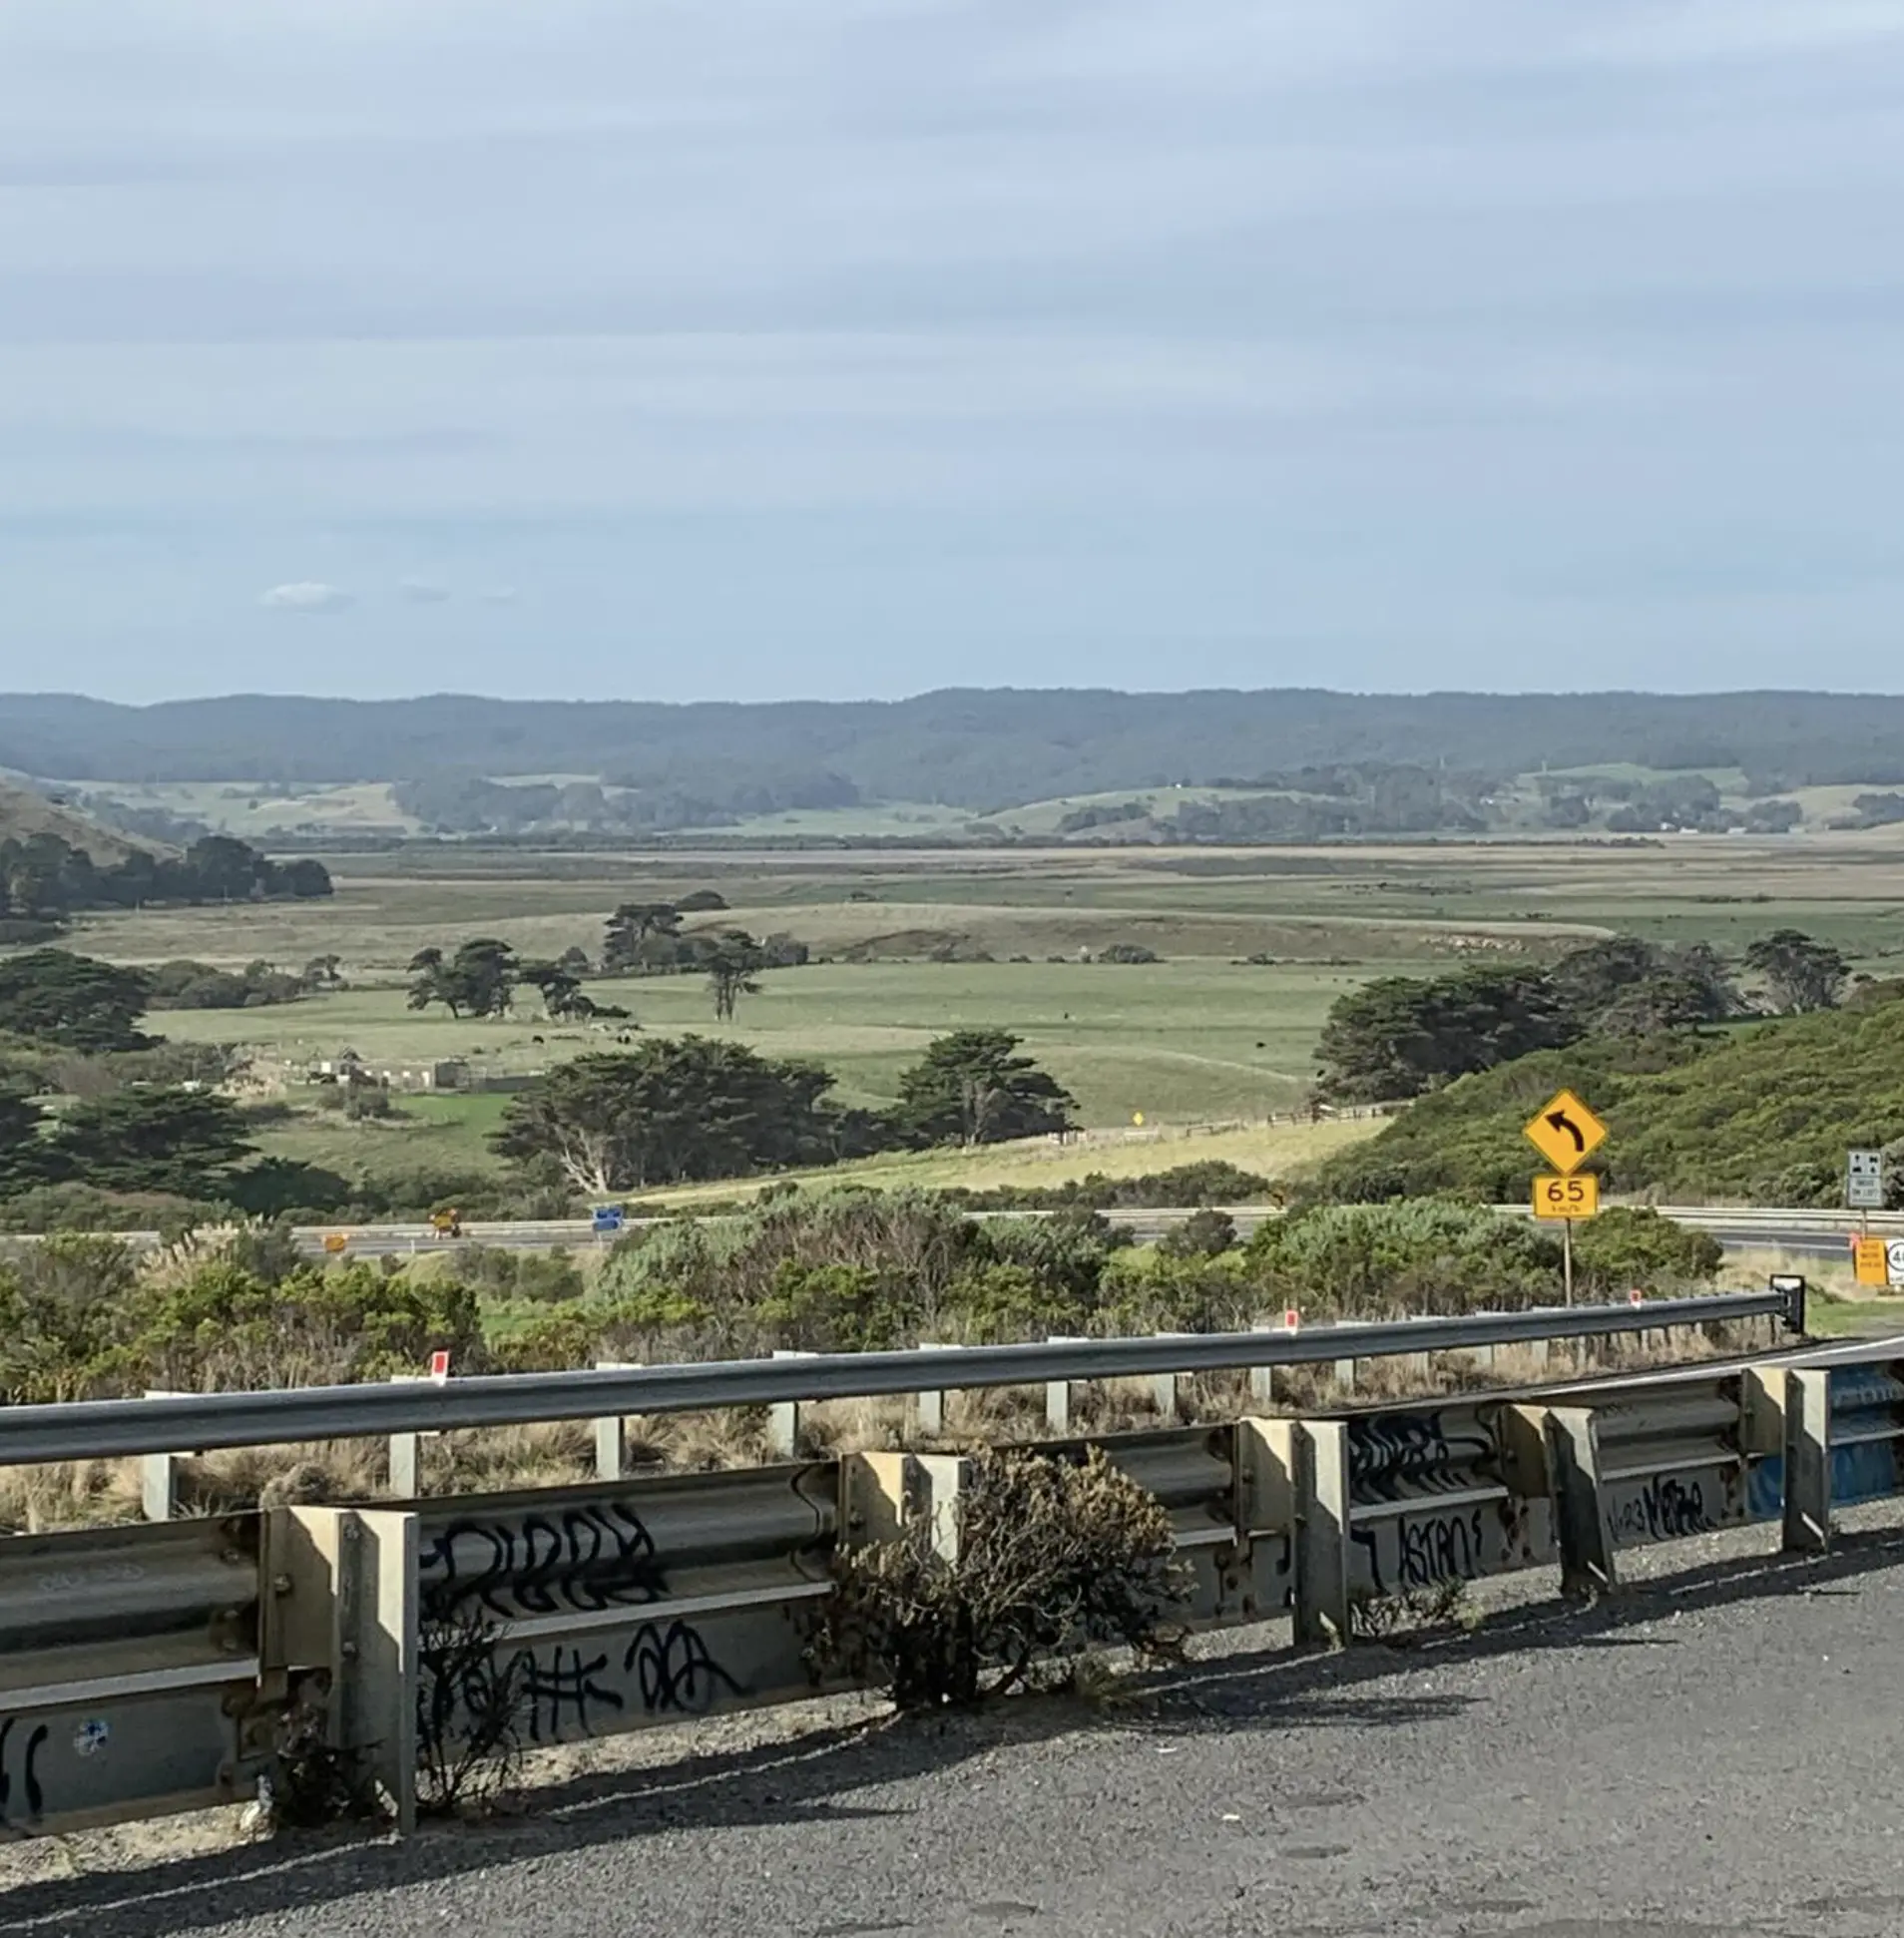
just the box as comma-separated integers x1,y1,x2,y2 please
2,0,1902,703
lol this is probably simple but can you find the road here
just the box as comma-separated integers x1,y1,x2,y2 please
10,1205,1891,1260
9,1510,1904,1938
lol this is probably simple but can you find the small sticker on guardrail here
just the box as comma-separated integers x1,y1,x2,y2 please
429,1349,451,1383
73,1719,109,1757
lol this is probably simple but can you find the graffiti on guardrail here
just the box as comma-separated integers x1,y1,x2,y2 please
1350,1410,1493,1502
1609,1473,1714,1545
1393,1507,1489,1591
420,1502,667,1619
0,1717,50,1829
444,1620,746,1745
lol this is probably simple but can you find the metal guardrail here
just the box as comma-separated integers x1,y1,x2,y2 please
2,1318,1897,1844
0,1286,1799,1467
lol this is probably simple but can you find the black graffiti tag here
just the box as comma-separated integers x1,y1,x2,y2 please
514,1646,625,1742
1349,1410,1493,1504
624,1620,744,1716
420,1503,666,1620
1397,1508,1486,1590
0,1719,49,1828
1614,1475,1710,1544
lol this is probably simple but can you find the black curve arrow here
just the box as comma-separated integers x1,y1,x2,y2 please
1545,1110,1587,1153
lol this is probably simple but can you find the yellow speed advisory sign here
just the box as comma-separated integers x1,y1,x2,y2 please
1524,1088,1607,1176
1532,1173,1599,1220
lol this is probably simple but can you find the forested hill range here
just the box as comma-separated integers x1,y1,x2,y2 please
11,687,1904,844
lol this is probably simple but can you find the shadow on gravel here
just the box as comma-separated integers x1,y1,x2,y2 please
7,1521,1904,1938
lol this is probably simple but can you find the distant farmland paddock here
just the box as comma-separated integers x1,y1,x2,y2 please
50,830,1904,1173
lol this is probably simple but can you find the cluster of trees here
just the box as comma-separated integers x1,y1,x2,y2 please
1051,770,1495,844
492,1028,1078,1194
0,831,330,925
1315,929,1851,1103
405,940,632,1025
147,957,333,1010
1308,976,1904,1209
0,1084,252,1202
394,769,859,836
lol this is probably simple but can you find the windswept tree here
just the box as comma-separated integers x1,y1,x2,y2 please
518,958,621,1023
707,930,766,1022
406,939,518,1020
1548,936,1737,1036
1314,965,1579,1103
897,1030,1076,1146
0,949,154,1052
602,903,682,974
491,1037,839,1193
0,1084,53,1197
47,1087,252,1198
1743,929,1850,1015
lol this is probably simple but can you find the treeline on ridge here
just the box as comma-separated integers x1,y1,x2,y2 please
14,688,1904,803
0,829,330,939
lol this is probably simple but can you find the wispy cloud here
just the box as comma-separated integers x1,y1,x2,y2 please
0,0,1899,698
260,581,353,614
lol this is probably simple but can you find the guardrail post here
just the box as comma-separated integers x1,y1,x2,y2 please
912,1344,958,1437
1248,1319,1281,1407
1543,1407,1618,1599
386,1375,427,1498
767,1349,817,1458
1234,1418,1297,1619
1149,1332,1191,1422
592,1359,642,1480
344,1508,419,1834
140,1389,188,1521
1292,1420,1351,1648
844,1450,968,1561
1327,1322,1359,1395
1045,1335,1088,1433
1398,1317,1431,1387
1782,1367,1831,1556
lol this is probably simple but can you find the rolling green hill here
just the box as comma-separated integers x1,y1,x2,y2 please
1308,985,1904,1208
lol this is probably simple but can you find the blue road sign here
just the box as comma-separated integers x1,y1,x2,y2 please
591,1205,625,1234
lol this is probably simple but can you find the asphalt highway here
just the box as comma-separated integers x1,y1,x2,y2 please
8,1206,1886,1260
9,1508,1904,1938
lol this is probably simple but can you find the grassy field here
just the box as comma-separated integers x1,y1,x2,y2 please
165,958,1376,1125
646,1116,1383,1206
42,827,1904,1189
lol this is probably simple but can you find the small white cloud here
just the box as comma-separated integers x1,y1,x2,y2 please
398,577,452,603
476,585,519,605
260,581,353,614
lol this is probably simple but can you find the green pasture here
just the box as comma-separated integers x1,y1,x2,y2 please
165,958,1382,1125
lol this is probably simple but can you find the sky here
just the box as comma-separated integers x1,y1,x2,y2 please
2,0,1903,704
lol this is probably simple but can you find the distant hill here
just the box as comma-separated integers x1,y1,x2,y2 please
7,689,1904,809
0,776,160,864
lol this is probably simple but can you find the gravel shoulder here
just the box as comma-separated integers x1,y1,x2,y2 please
9,1505,1904,1938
